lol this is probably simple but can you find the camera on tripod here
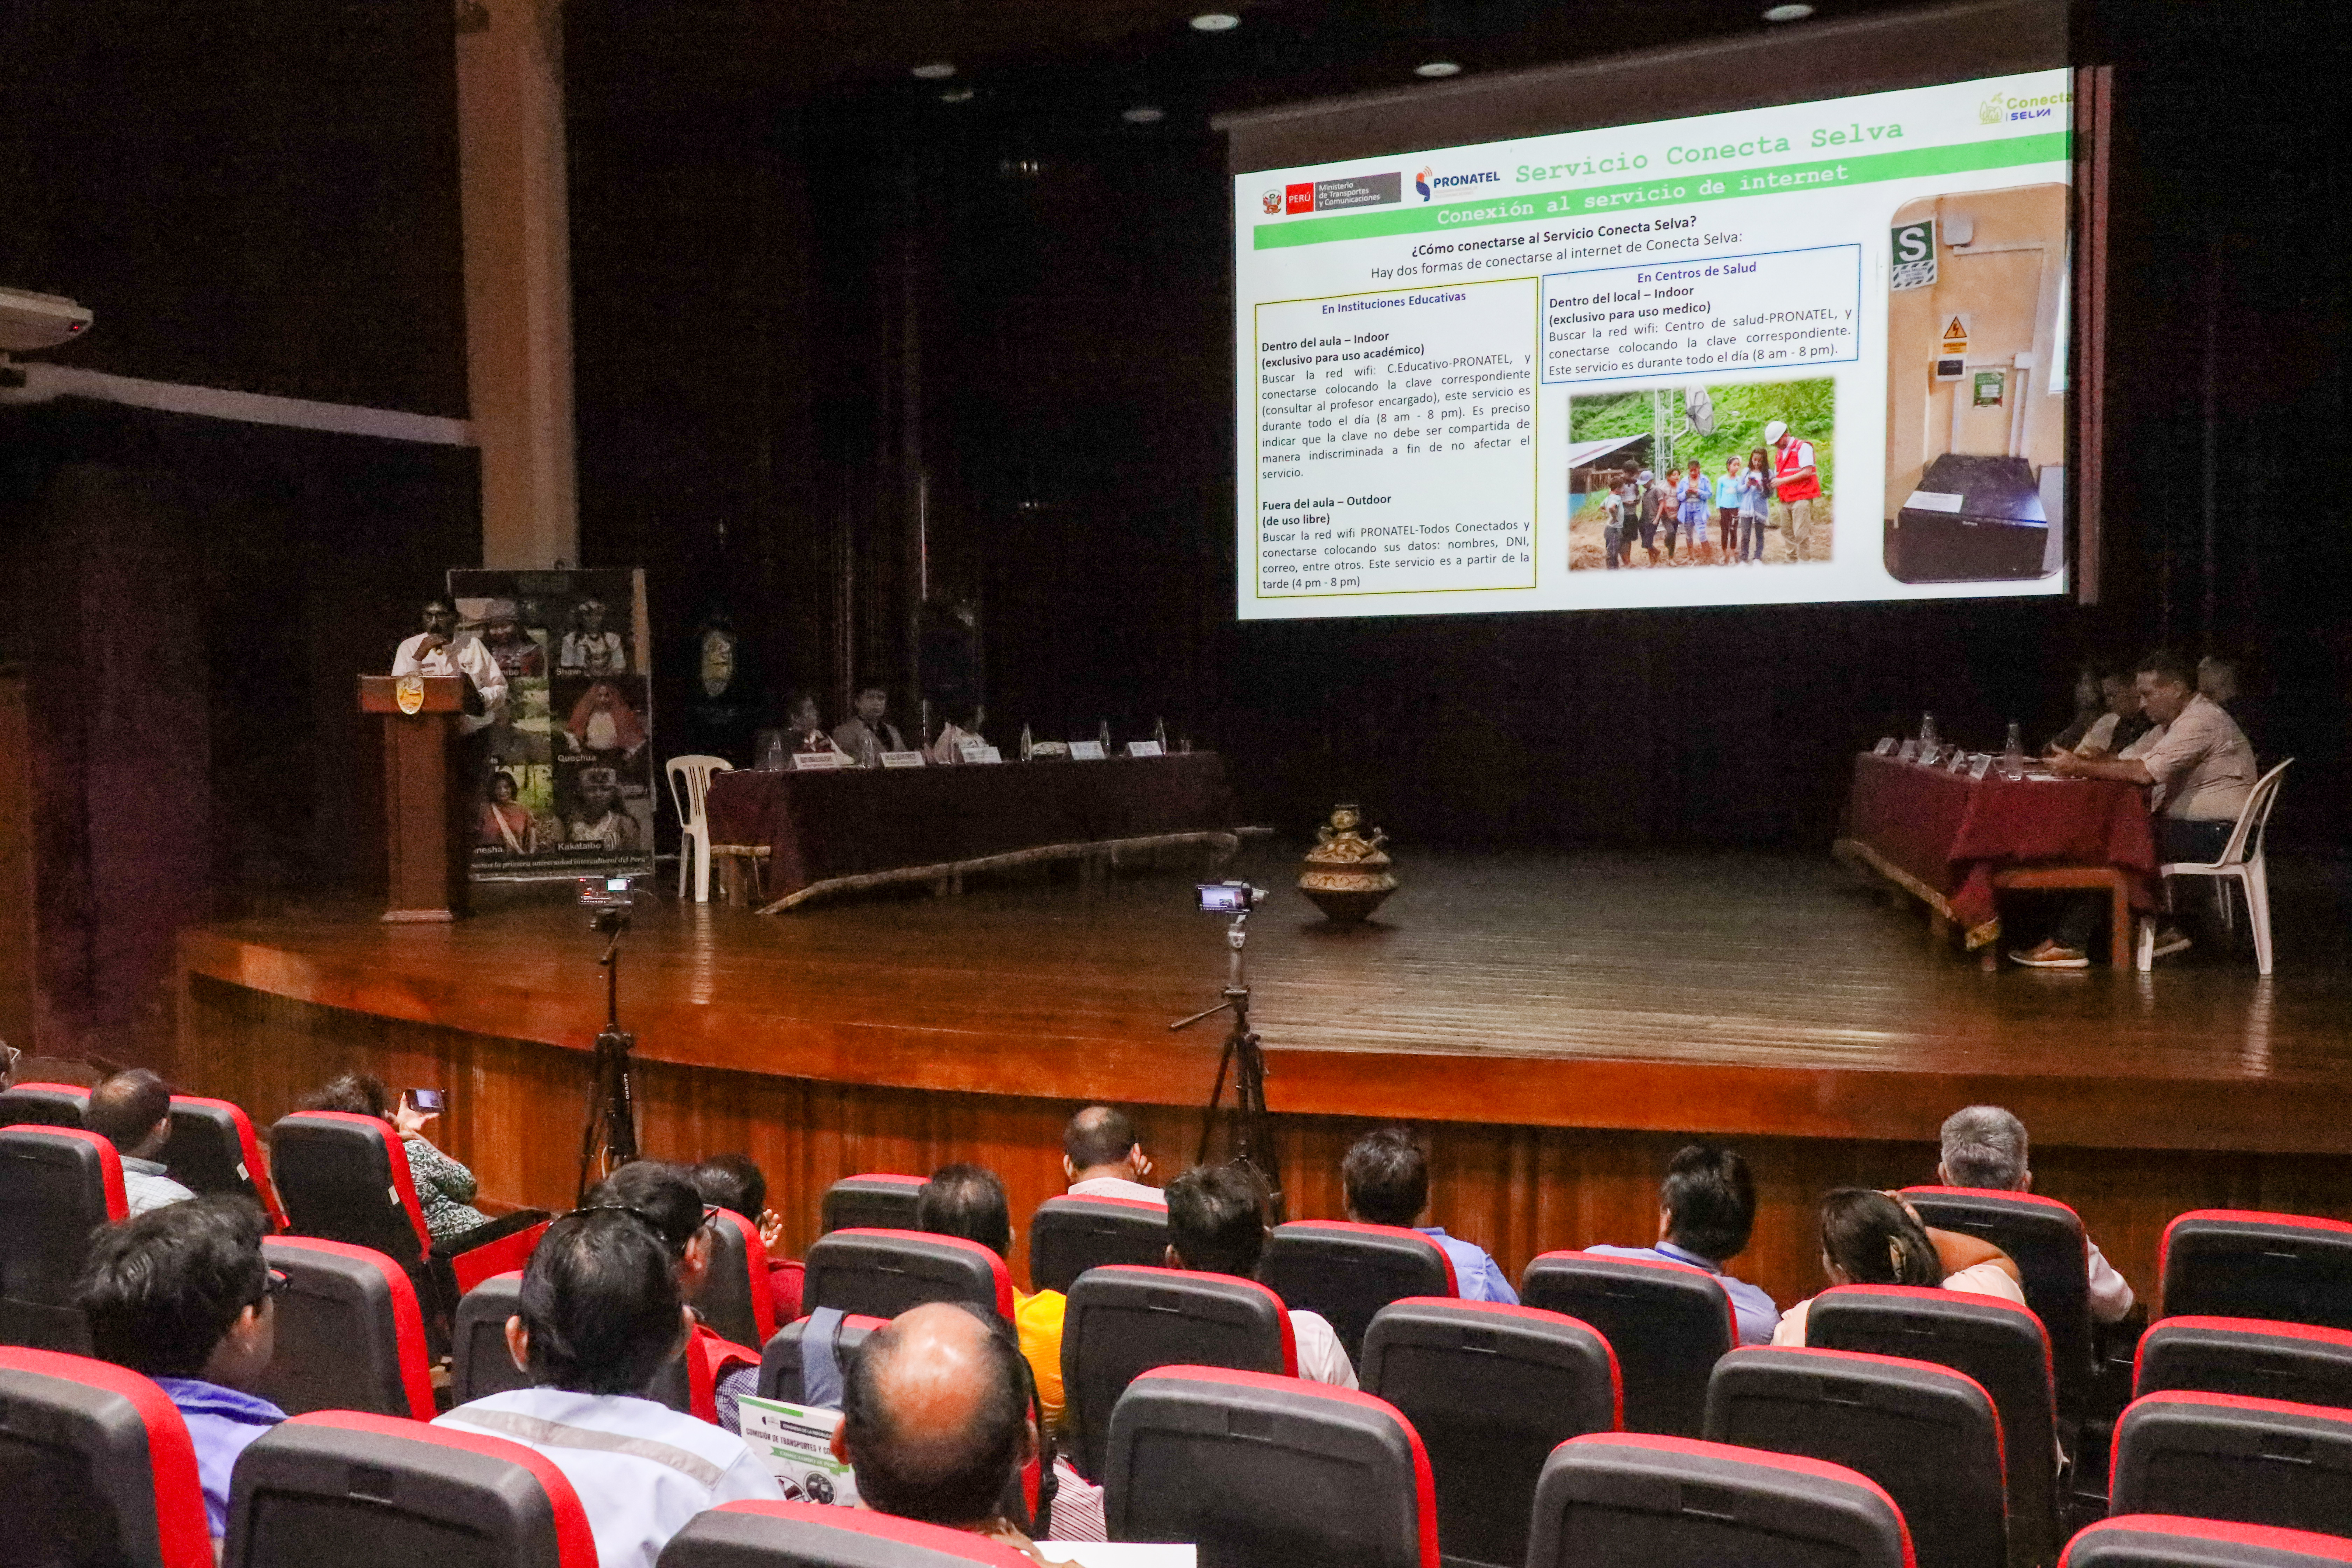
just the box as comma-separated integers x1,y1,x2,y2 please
1196,880,1265,915
577,874,636,933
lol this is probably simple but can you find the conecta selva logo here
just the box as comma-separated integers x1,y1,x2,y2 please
1979,92,2007,125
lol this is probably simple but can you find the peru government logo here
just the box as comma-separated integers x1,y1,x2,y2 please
1261,189,1283,215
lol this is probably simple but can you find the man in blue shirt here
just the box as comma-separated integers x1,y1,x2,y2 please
1341,1126,1518,1304
1587,1143,1780,1344
78,1196,288,1541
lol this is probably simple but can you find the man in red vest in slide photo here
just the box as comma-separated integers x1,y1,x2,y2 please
1766,418,1822,562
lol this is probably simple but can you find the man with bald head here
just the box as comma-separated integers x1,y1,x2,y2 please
832,1301,1046,1560
1060,1105,1162,1206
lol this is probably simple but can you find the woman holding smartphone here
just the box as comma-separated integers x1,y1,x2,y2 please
302,1071,493,1243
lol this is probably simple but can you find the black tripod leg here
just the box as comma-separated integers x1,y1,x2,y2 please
1197,1034,1234,1166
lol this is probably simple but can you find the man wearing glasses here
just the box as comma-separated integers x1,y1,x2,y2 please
78,1196,290,1545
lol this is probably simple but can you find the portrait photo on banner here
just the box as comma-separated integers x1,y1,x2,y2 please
447,566,657,881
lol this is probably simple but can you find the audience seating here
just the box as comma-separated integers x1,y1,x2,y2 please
2064,1516,2352,1567
252,1237,435,1420
800,1228,1014,1324
2135,1317,2352,1409
1807,1283,2058,1568
1359,1297,1620,1568
1027,1194,1169,1295
1704,1345,2007,1568
1258,1220,1457,1361
1518,1250,1736,1436
0,1345,214,1568
659,1499,1041,1567
1527,1433,1914,1568
702,1206,779,1352
1101,1365,1439,1568
166,1094,288,1230
223,1409,596,1568
1904,1185,2100,1406
818,1174,926,1235
1059,1264,1296,1482
0,1124,127,1351
756,1312,888,1405
2108,1391,2352,1539
2159,1212,2352,1332
0,1080,90,1128
451,1271,533,1406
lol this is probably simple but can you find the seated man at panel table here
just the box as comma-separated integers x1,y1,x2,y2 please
89,1067,196,1216
2057,662,2155,760
832,682,907,768
917,1163,1070,1433
1937,1104,2134,1322
435,1206,782,1568
1164,1162,1357,1388
1061,1105,1164,1206
1341,1126,1517,1304
1586,1142,1780,1345
2014,648,2257,967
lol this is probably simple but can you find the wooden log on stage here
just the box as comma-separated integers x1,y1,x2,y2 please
757,830,1240,913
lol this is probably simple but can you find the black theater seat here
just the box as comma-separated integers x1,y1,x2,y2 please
167,1094,288,1231
2108,1391,2352,1539
0,1081,91,1129
0,1124,128,1352
2063,1516,2352,1568
819,1174,926,1236
0,1345,215,1568
2160,1212,2352,1332
1518,1249,1736,1436
660,1499,1041,1566
1904,1184,2100,1407
254,1236,436,1419
2134,1316,2352,1409
1259,1220,1457,1363
800,1228,1014,1323
756,1312,888,1405
1028,1194,1169,1295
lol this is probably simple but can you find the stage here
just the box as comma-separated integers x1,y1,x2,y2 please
177,844,2352,1310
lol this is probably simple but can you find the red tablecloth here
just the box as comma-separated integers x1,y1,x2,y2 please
704,752,1234,901
1844,751,2158,945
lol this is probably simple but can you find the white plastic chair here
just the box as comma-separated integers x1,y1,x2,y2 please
664,754,733,903
2136,758,2292,974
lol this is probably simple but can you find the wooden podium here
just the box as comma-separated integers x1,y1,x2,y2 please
360,674,468,922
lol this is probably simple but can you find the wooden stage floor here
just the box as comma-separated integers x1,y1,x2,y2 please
181,843,2352,1158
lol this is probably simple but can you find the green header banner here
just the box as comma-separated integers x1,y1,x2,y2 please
1253,132,2069,251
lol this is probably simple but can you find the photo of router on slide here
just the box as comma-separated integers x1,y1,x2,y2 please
1566,380,1833,570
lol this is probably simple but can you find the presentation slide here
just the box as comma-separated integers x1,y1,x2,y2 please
1234,69,2074,619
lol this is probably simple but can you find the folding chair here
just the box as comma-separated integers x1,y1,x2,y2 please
166,1095,288,1231
2108,1391,2352,1538
1259,1220,1457,1362
800,1229,1014,1323
1361,1298,1620,1568
0,1080,90,1128
1807,1284,2059,1568
1102,1366,1439,1568
1059,1265,1295,1482
1904,1185,2100,1409
666,754,734,904
819,1174,926,1235
2135,1317,2352,1410
223,1409,596,1568
1704,1345,2006,1568
0,1124,127,1351
756,1312,887,1405
703,1207,779,1352
0,1345,214,1568
660,1499,1039,1566
2064,1515,2352,1567
2159,1212,2352,1331
1028,1194,1169,1295
1519,1249,1736,1436
2134,759,2292,975
251,1237,435,1420
1527,1433,1914,1568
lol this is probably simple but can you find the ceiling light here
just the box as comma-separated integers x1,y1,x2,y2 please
911,62,957,79
1414,60,1461,78
1122,106,1165,124
1762,4,1814,19
941,86,974,103
1190,12,1241,31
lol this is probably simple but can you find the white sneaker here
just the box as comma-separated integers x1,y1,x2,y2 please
2149,927,2193,960
2010,945,2090,969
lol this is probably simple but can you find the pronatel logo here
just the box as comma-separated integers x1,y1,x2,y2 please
1418,168,1504,201
1415,166,1434,201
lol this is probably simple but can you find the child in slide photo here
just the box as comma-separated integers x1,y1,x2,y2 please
1678,460,1711,560
1715,457,1746,566
1742,447,1772,562
1601,475,1626,570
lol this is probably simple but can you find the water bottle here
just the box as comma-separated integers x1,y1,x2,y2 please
1019,723,1033,761
2002,722,2024,780
1919,712,1938,749
1098,719,1112,752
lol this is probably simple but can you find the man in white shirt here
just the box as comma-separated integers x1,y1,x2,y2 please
1164,1163,1355,1388
435,1208,781,1568
392,598,507,737
1060,1105,1164,1206
88,1068,195,1216
1937,1105,2133,1323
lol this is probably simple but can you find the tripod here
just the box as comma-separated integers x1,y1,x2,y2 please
574,908,641,1202
1171,910,1282,1216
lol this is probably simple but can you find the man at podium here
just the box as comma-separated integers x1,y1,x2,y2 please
392,597,507,735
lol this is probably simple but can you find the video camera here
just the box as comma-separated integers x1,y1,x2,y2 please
1196,881,1266,915
577,874,637,932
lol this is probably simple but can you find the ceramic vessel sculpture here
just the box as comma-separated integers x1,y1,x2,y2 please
1298,804,1396,925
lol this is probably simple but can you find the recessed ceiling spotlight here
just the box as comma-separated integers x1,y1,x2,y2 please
911,62,957,79
1762,3,1814,20
941,86,975,103
1122,106,1166,124
1414,59,1462,77
1190,12,1241,31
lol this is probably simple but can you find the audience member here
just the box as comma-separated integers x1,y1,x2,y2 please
832,684,906,769
1164,1162,1356,1388
88,1067,196,1216
1772,1188,2025,1346
2197,653,2241,709
918,1163,1067,1430
833,1301,1048,1560
77,1196,287,1542
435,1206,780,1568
585,1160,764,1432
303,1071,495,1243
692,1152,783,1250
1938,1105,2134,1321
1586,1143,1779,1343
1340,1126,1517,1304
1061,1105,1163,1205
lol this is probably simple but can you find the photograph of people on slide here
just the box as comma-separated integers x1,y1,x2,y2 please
1565,379,1834,570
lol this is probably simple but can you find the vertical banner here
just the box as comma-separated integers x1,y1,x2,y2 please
447,567,657,881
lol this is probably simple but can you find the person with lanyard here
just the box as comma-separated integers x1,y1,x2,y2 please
1765,419,1821,561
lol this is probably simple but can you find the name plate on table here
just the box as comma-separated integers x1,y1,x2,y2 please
962,744,1003,764
1125,740,1165,758
1068,740,1107,761
1874,737,1898,756
880,751,926,768
1897,739,1919,762
1917,744,1944,766
1949,749,1974,774
1968,753,1993,780
791,751,848,771
737,1395,858,1506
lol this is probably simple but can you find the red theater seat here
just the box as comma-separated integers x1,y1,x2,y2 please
756,1312,888,1405
2160,1212,2352,1332
2109,1391,2352,1539
1259,1220,1458,1362
252,1236,435,1420
0,1345,213,1568
1904,1184,2101,1407
1518,1249,1736,1436
0,1124,128,1351
0,1081,91,1129
451,1271,531,1406
166,1096,288,1231
2135,1316,2352,1409
819,1173,926,1235
1028,1194,1170,1295
661,1499,1040,1567
701,1206,779,1351
2064,1516,2352,1567
800,1228,1015,1323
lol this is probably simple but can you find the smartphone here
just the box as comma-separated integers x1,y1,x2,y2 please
408,1088,445,1113
1197,882,1248,914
